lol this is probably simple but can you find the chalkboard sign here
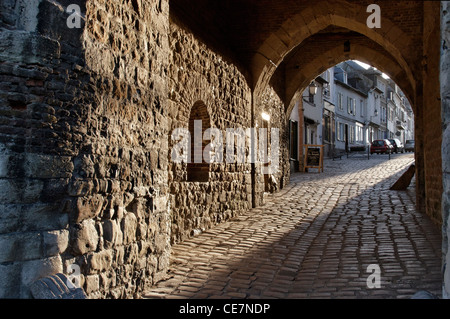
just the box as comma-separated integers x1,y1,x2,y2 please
304,145,324,173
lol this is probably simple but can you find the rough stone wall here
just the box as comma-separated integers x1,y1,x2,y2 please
0,0,172,299
422,1,443,225
167,16,254,244
256,86,290,199
441,0,450,299
0,0,84,298
75,0,172,299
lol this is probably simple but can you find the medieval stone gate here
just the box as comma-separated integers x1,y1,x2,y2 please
0,0,448,299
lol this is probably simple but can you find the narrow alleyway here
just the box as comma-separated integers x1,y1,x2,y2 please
144,154,442,299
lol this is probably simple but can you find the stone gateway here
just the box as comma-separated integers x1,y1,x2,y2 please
0,0,448,299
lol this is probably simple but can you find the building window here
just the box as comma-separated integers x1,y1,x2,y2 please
305,126,311,144
349,125,355,144
324,85,330,99
337,122,345,141
322,70,331,82
360,100,365,117
356,125,364,143
337,122,340,141
338,93,344,110
347,97,355,115
381,106,387,123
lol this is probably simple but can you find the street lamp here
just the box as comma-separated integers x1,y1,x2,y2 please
262,112,270,121
309,81,318,96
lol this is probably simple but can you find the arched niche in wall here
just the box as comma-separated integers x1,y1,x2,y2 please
187,100,211,182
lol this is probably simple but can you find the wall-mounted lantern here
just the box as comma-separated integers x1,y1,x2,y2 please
262,112,271,121
309,81,318,96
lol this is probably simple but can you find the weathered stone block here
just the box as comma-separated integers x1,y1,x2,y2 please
25,154,73,179
114,246,125,267
87,250,113,274
0,30,60,65
22,203,69,233
157,250,171,272
99,271,116,292
133,186,150,198
84,275,100,295
0,204,21,233
43,230,69,257
0,262,22,298
101,219,123,248
73,155,95,178
136,221,148,240
74,194,105,223
0,179,43,204
71,219,99,255
121,212,137,245
153,195,168,212
41,178,69,203
155,233,169,254
124,243,139,265
0,232,42,263
390,165,416,190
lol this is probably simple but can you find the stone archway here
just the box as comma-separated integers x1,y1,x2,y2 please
248,0,442,227
283,43,415,118
0,0,446,299
248,0,444,296
250,0,417,97
166,0,444,296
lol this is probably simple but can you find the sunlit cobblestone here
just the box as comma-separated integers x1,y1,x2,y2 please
144,154,442,299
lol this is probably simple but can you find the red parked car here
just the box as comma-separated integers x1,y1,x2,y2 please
370,139,394,154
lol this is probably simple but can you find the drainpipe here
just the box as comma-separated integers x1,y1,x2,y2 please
298,98,305,172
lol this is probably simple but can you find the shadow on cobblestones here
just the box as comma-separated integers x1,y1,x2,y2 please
144,154,442,299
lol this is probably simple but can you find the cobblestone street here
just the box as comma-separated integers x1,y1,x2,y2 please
144,154,442,299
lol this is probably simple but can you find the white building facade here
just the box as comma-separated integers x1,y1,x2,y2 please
288,60,415,161
334,63,368,152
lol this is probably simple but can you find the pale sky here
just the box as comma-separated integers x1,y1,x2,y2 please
353,60,390,79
